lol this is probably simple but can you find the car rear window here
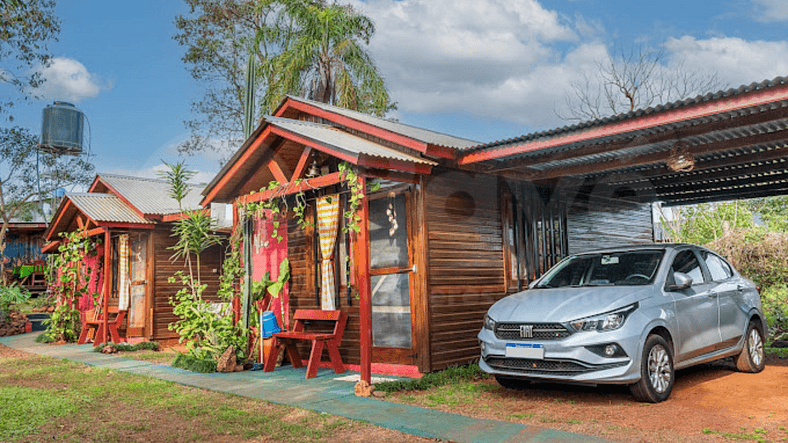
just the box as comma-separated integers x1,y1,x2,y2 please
535,250,664,288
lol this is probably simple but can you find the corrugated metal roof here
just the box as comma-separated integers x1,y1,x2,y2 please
67,193,153,225
99,173,204,215
285,96,480,149
471,76,788,155
266,116,438,166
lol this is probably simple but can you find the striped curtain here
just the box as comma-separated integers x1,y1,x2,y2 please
317,195,340,310
117,234,130,310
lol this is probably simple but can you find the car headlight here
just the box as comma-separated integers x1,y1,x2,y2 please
569,303,638,332
483,314,496,331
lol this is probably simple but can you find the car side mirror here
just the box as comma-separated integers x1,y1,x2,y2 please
668,272,693,291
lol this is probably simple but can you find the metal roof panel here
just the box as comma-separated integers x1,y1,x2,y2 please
99,173,204,215
67,193,154,225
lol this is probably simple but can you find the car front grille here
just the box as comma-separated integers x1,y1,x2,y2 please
484,356,627,376
494,323,570,340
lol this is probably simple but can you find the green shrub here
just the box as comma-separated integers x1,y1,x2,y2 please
374,364,490,393
172,352,217,373
762,285,788,343
34,332,56,343
92,341,161,353
708,231,788,291
0,285,30,321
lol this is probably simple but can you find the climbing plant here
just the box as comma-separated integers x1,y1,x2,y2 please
41,231,99,343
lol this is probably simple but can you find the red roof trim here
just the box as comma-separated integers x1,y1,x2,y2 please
201,126,275,206
459,82,788,165
91,176,147,219
269,126,359,165
277,98,430,154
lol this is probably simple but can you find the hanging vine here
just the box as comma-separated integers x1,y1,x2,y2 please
41,231,99,343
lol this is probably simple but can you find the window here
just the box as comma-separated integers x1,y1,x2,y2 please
535,250,663,288
669,250,704,285
701,251,733,281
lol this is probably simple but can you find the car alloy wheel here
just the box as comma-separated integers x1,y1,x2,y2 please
630,334,674,403
648,344,671,394
736,321,766,373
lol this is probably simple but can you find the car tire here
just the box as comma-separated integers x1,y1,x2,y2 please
630,334,674,403
494,375,530,390
736,321,766,373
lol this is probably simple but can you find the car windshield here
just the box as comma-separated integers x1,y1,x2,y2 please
534,250,664,288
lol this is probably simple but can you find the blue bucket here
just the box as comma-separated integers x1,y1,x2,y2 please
260,311,281,338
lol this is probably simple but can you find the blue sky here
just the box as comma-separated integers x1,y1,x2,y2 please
7,0,788,182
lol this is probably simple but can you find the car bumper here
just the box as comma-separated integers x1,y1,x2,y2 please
477,326,642,384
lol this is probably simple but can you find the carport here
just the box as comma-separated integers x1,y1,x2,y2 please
459,76,788,207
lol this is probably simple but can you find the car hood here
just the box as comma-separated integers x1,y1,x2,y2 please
487,286,654,323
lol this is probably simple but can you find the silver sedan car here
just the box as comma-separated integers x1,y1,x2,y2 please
478,243,767,402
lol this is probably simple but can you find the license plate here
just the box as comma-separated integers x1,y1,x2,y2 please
505,343,544,359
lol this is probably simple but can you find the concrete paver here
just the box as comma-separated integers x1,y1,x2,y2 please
0,333,609,443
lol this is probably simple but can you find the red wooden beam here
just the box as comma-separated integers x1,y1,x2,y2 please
277,98,430,154
291,147,313,184
41,241,60,254
268,159,289,184
355,176,373,383
202,125,275,206
238,172,344,205
101,228,111,346
459,82,788,165
161,208,210,223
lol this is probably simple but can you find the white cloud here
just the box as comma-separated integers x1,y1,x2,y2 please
34,57,111,102
751,0,788,22
665,36,788,88
350,0,788,130
350,0,604,127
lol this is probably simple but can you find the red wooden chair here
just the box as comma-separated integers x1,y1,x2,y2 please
78,306,127,346
263,309,347,379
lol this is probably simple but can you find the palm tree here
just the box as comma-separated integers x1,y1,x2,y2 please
263,0,394,116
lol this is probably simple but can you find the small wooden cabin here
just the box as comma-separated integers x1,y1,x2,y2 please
201,96,654,376
3,221,47,291
43,174,224,343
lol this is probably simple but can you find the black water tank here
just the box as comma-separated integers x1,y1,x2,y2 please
40,101,84,155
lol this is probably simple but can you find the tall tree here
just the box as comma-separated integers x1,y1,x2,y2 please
0,0,60,121
559,45,723,122
0,126,95,277
263,1,393,116
174,0,297,159
174,0,393,159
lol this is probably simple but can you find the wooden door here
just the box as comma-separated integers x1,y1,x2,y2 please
126,232,148,337
368,190,416,365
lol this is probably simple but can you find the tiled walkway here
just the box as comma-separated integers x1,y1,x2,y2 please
1,333,610,443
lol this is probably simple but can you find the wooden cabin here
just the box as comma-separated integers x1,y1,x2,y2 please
200,96,655,376
3,221,48,291
43,174,224,343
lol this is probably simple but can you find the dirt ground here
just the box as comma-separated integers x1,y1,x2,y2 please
389,356,788,443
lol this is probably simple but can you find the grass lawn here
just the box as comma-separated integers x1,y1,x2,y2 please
0,351,423,443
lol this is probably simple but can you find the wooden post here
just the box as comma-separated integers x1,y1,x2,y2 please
355,176,373,383
102,228,111,345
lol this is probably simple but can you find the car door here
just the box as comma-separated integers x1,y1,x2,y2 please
701,251,747,349
667,249,719,362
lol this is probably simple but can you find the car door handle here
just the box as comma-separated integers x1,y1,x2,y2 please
737,284,746,291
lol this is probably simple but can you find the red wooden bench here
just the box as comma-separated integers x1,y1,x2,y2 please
78,306,127,346
263,309,347,379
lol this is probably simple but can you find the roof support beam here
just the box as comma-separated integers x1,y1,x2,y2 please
291,147,313,184
522,126,788,182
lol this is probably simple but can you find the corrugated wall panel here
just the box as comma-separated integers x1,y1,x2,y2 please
567,199,654,255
